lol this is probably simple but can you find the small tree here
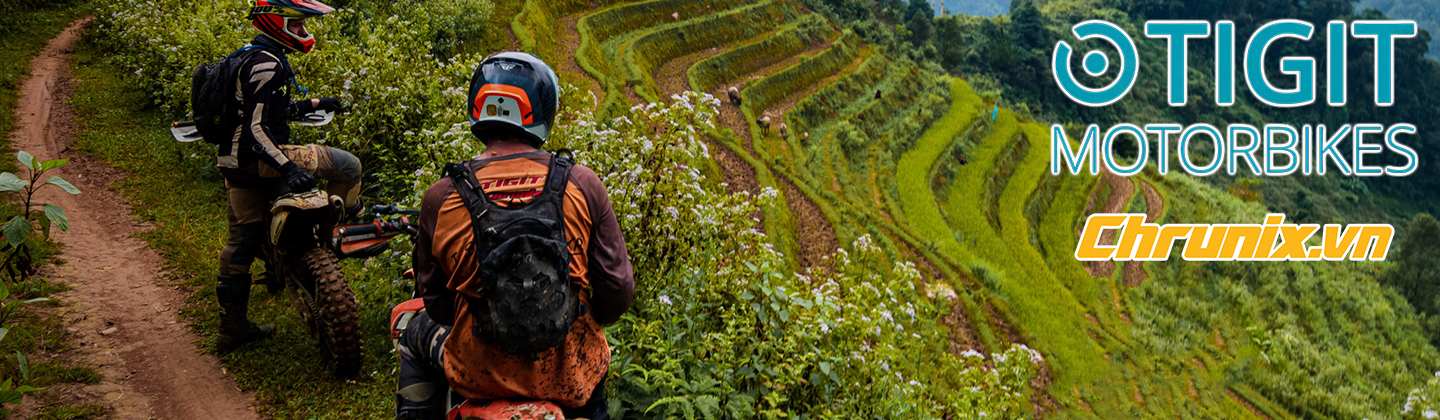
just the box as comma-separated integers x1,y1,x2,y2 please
1389,213,1440,317
0,151,79,282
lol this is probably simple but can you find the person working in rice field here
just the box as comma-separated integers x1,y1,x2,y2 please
393,52,635,420
214,0,363,351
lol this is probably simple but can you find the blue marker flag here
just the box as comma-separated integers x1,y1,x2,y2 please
992,105,998,120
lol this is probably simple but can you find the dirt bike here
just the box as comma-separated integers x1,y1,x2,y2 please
389,268,571,419
173,111,390,377
391,297,570,420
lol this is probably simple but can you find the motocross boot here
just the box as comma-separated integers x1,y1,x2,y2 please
394,386,438,420
343,203,366,224
216,274,276,352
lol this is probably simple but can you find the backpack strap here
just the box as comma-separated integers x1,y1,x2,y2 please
540,150,588,318
227,45,264,59
445,161,495,271
540,149,574,202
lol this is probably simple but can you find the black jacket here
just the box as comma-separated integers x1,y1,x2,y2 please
220,36,321,175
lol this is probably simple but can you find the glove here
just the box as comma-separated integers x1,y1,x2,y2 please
289,98,345,117
315,97,346,113
281,162,318,192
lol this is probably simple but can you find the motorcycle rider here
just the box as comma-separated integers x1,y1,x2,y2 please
215,0,363,352
394,52,635,419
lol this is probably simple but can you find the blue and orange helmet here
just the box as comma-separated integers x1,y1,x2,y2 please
468,52,561,146
247,0,334,54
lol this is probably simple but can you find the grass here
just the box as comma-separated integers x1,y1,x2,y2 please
899,81,1108,386
511,0,591,61
894,79,980,263
68,37,405,419
685,15,832,93
623,1,799,102
576,0,758,114
34,405,108,420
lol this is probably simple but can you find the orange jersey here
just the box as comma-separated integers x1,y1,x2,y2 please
413,151,634,406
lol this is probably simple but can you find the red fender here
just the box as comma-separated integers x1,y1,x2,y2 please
390,298,426,343
448,400,566,420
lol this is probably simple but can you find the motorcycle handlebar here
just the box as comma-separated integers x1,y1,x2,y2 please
337,220,418,239
372,203,420,216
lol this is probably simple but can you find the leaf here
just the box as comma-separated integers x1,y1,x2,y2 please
645,396,688,414
38,158,68,172
3,216,29,248
43,204,67,232
21,298,48,305
0,389,19,405
37,215,49,240
0,173,25,193
16,151,34,171
17,352,28,383
0,328,8,344
45,176,79,195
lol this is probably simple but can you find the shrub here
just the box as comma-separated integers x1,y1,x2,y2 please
417,0,494,58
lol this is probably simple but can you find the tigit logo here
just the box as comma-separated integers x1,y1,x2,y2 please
1075,214,1393,261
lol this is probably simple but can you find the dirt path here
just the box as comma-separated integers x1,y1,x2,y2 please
557,14,605,106
777,175,836,268
1084,172,1134,278
8,19,260,420
1123,181,1165,287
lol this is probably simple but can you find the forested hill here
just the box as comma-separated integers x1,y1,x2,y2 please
942,0,1007,17
1361,0,1440,58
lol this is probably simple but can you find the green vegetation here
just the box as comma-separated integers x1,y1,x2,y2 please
34,405,107,420
1388,214,1440,327
686,15,834,93
624,1,801,102
77,0,1047,418
70,0,1440,418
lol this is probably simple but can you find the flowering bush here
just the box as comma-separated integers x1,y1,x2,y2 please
1406,373,1440,420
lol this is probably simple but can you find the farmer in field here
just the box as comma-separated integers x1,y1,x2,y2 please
214,0,362,351
394,52,634,420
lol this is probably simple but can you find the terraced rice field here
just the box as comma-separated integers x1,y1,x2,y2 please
510,0,1312,417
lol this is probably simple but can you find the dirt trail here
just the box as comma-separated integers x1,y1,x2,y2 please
557,14,605,106
1083,172,1133,278
654,48,722,99
1123,181,1165,287
8,19,260,420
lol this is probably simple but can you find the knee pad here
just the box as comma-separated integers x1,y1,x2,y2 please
325,147,363,184
398,382,439,404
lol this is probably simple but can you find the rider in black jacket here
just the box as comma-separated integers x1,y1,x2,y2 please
215,0,363,352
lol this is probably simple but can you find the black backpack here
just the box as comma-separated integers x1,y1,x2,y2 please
189,46,263,145
445,151,586,355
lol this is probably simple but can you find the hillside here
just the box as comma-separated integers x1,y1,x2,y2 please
46,0,1440,418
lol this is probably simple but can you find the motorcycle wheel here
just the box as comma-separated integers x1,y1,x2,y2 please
299,247,365,377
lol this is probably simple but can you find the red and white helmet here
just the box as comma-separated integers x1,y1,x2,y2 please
246,0,334,54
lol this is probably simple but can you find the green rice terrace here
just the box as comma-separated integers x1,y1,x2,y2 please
11,0,1440,418
497,0,1440,418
